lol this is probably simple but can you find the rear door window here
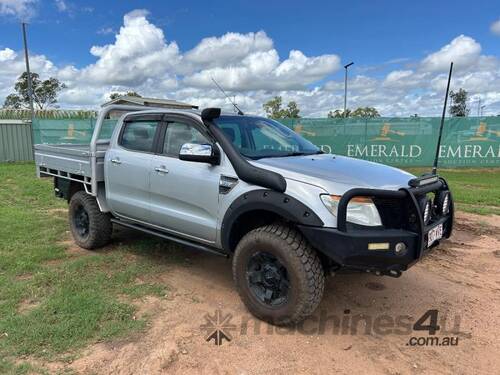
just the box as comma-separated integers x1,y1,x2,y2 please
120,121,159,152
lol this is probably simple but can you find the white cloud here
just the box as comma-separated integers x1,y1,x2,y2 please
0,48,17,61
1,10,499,117
185,31,274,68
491,18,500,36
320,34,500,116
97,27,114,35
184,49,339,91
0,0,37,19
73,10,339,93
54,0,66,12
420,35,481,72
81,9,182,85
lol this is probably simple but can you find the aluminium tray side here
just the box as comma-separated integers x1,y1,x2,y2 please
34,143,108,182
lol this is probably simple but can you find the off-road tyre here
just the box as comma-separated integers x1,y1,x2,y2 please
69,191,112,249
233,223,324,325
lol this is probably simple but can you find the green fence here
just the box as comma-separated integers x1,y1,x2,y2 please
280,117,500,168
27,116,500,168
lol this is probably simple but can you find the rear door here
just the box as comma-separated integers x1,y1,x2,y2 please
105,115,162,221
149,116,221,243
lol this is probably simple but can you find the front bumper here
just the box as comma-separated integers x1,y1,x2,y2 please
298,177,454,277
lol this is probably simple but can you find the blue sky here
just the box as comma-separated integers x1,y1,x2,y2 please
1,0,500,115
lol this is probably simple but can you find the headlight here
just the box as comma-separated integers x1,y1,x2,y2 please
320,194,382,226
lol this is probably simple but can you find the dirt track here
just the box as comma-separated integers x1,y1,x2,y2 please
68,211,500,375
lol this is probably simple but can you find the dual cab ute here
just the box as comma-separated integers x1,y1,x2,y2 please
35,105,454,325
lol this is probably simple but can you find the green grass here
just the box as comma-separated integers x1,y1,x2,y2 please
0,163,185,373
0,163,498,373
405,168,500,215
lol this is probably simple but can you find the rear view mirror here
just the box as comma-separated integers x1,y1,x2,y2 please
179,143,220,165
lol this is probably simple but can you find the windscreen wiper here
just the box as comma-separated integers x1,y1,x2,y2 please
285,150,324,156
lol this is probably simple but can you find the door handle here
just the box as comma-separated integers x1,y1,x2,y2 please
154,166,169,174
110,158,122,165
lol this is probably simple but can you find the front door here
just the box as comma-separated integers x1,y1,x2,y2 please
105,117,160,221
149,118,220,243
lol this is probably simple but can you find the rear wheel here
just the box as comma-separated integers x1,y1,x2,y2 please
233,223,324,325
69,191,112,249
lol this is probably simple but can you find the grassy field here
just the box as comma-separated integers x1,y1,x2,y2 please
0,163,498,373
0,163,190,374
405,168,500,215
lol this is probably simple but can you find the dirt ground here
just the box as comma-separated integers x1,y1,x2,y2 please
60,211,500,374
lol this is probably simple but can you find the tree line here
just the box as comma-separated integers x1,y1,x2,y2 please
2,72,141,110
2,72,484,118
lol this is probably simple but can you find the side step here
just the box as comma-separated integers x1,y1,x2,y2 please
110,218,230,258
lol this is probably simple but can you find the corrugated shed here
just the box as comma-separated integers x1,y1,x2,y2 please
0,120,33,162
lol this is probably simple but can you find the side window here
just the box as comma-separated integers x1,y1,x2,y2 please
163,122,209,157
120,121,158,152
218,122,243,148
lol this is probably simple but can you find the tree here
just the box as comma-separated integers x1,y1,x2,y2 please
286,101,300,118
327,107,379,118
351,107,380,118
327,109,350,118
109,91,142,100
263,96,301,119
2,72,66,110
449,88,469,117
3,94,23,109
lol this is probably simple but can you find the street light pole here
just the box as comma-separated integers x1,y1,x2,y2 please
343,62,354,117
21,22,36,161
22,23,35,117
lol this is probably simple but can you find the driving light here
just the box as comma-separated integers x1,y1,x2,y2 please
436,191,451,215
368,242,390,251
409,174,439,187
442,193,450,214
395,242,407,255
423,199,432,224
320,194,382,227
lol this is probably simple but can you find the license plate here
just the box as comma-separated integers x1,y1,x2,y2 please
427,223,443,247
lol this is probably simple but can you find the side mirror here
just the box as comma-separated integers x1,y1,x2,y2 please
179,143,220,165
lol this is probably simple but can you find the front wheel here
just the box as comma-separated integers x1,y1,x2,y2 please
232,223,325,325
69,191,112,249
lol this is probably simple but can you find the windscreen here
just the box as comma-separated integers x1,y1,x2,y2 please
213,116,320,159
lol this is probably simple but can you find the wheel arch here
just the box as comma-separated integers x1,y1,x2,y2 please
221,189,324,252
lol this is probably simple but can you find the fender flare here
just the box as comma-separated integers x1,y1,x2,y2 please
221,189,324,251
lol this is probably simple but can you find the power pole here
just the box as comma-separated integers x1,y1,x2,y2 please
22,22,36,160
343,62,354,117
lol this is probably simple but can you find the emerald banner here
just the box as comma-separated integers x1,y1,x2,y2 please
32,116,500,168
280,117,500,168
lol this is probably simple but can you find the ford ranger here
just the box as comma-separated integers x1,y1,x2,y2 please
35,105,454,325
